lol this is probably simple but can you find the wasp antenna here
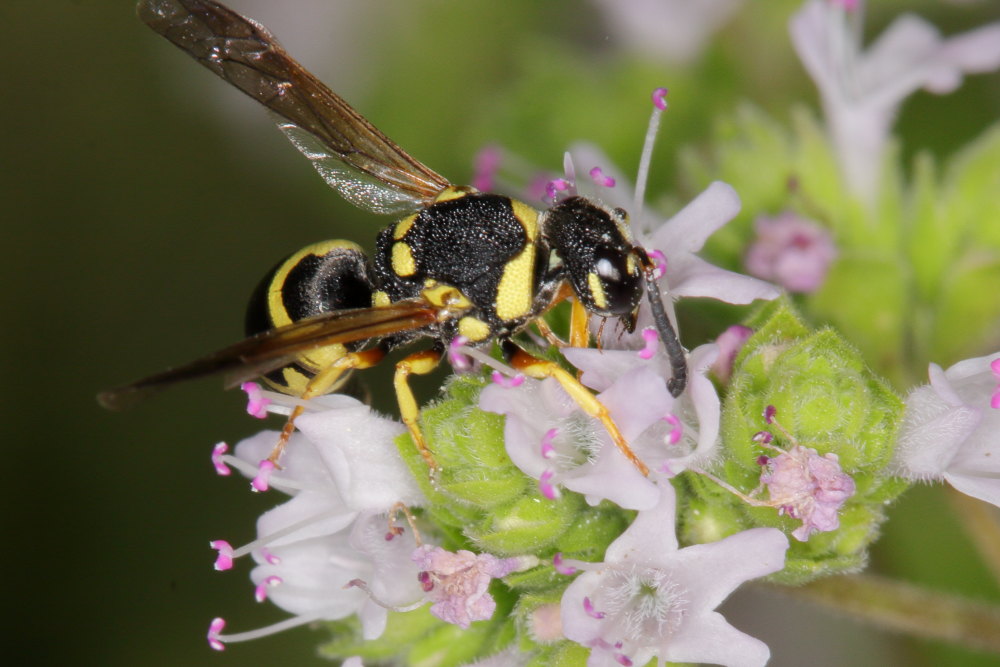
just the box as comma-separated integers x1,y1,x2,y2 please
635,249,687,397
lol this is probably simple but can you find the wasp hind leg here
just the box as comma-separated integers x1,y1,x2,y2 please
502,340,650,476
268,346,388,465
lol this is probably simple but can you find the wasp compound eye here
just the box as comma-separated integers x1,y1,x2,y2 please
592,246,642,315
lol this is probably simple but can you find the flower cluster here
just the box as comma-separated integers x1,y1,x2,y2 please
152,1,1000,664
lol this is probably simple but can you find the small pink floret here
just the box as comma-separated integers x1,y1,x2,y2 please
760,445,856,541
211,442,231,476
207,617,226,651
411,545,520,629
638,327,659,360
252,460,275,492
241,382,272,419
210,540,234,571
651,87,669,111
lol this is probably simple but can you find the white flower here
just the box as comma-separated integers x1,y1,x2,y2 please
559,483,788,667
894,353,1000,507
206,393,426,648
790,0,1000,202
592,0,746,64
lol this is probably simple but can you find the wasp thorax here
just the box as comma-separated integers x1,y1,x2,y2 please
543,196,643,317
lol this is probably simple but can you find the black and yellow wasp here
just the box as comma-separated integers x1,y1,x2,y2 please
101,0,687,476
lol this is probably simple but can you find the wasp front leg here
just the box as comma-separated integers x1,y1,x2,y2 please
268,346,388,464
393,346,445,472
502,340,650,476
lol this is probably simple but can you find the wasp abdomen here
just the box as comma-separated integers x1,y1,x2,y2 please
245,240,376,394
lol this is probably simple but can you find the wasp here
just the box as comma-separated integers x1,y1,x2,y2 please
100,0,688,476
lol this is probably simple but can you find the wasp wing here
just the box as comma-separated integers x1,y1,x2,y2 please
137,0,452,214
98,300,439,410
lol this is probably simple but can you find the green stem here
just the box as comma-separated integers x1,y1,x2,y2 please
771,574,1000,654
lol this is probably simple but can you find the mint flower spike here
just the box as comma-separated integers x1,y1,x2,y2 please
894,353,1000,508
560,482,789,667
744,211,837,294
790,0,1000,202
207,395,427,648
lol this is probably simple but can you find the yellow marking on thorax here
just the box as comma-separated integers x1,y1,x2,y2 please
434,186,475,202
495,246,536,321
458,316,491,342
509,198,541,241
422,283,472,309
392,242,417,277
393,214,418,240
626,254,638,276
587,272,608,310
373,290,391,307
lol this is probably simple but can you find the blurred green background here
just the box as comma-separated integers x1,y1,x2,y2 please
4,0,1000,665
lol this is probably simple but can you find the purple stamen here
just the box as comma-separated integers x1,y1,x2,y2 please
553,552,577,575
417,571,434,592
646,248,667,279
615,653,634,666
259,548,281,565
252,460,275,492
539,469,560,499
210,540,234,571
448,335,473,371
211,442,231,476
583,596,606,619
241,381,271,419
254,576,283,603
545,178,571,200
662,413,683,444
752,430,774,444
763,405,777,424
472,144,501,192
589,166,615,188
757,455,771,466
491,370,525,388
385,526,403,541
651,87,669,111
207,617,226,651
541,428,559,459
638,327,659,360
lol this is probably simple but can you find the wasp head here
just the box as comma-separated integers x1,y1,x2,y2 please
544,196,643,322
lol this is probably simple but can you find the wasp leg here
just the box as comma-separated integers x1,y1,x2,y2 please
394,346,445,472
269,346,388,464
503,340,650,476
569,297,591,349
